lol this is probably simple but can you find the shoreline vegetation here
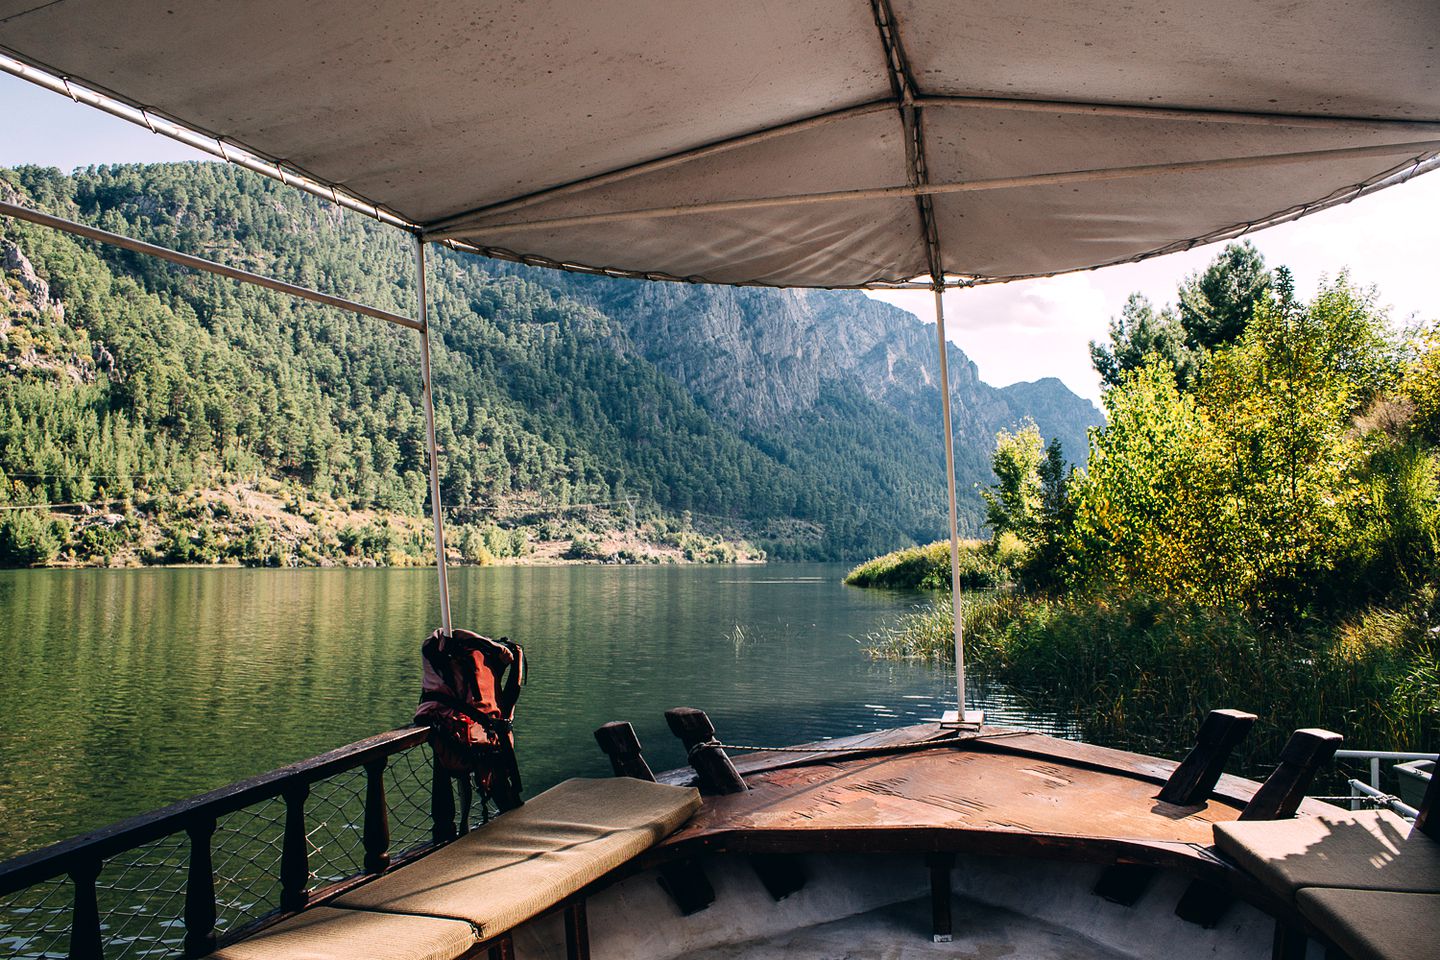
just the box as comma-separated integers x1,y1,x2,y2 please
9,477,765,568
1,164,1100,569
0,164,770,569
853,244,1439,771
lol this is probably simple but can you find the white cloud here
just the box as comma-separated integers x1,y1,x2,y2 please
867,174,1440,404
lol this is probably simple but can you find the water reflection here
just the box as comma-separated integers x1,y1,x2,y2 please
0,564,1067,859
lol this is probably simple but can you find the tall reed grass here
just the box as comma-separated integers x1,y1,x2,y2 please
868,589,1439,783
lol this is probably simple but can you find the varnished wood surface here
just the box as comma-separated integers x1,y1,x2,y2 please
670,745,1237,845
654,727,1335,883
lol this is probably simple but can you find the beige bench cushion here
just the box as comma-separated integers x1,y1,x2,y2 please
209,907,477,960
1297,888,1440,960
336,777,701,936
1214,809,1440,903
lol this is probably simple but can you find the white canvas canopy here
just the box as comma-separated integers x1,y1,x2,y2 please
1,0,1437,289
2,0,1437,719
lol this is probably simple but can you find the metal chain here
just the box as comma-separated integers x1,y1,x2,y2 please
714,741,931,754
710,730,1026,755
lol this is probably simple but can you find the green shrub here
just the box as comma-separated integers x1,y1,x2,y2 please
0,511,62,566
565,534,604,561
844,538,1023,591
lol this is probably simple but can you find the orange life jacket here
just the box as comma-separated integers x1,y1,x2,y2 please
415,628,525,809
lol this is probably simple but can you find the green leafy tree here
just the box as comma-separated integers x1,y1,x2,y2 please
1090,294,1195,390
1070,270,1403,618
982,421,1044,541
1038,438,1069,521
1067,360,1215,597
0,510,62,565
1090,242,1273,393
1201,270,1398,617
1177,240,1273,352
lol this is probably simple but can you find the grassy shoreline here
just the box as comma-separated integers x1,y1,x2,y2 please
843,536,1024,590
864,585,1438,774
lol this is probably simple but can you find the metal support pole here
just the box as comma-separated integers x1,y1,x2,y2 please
415,238,453,637
933,287,981,727
0,200,419,329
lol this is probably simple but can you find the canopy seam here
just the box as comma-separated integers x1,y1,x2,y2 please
869,0,945,285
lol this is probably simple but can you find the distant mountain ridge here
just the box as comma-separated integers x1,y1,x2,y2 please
0,163,1100,563
525,272,1101,479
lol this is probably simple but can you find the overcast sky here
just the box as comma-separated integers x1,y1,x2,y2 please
4,70,1438,404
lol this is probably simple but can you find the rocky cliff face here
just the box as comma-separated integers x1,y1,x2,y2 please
542,272,1102,467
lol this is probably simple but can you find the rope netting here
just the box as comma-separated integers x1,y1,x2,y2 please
388,745,443,853
95,834,191,958
1,740,452,960
0,875,70,959
303,767,368,887
211,797,285,938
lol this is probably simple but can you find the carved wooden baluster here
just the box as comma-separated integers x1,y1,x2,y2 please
280,784,310,912
457,777,474,837
431,754,457,844
183,817,218,958
68,858,103,960
363,758,391,874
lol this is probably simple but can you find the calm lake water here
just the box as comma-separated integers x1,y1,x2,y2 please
0,564,1059,860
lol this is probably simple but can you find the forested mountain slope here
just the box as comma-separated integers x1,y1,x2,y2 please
0,163,1100,564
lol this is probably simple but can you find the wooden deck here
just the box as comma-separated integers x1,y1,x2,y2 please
654,725,1332,879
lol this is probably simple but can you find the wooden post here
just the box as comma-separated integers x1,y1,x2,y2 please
1102,709,1256,908
183,817,218,958
431,754,457,844
657,859,716,915
486,935,516,960
927,853,955,943
1272,919,1308,960
1094,864,1156,907
594,722,656,781
68,858,103,960
1159,709,1257,805
664,707,746,795
749,855,806,902
363,758,391,874
1413,751,1439,841
1240,728,1343,821
563,901,591,960
1178,727,1343,928
280,784,310,912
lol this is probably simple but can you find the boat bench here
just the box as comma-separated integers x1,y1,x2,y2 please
1214,807,1440,960
211,777,701,960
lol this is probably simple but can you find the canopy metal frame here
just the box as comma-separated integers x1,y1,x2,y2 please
5,43,1438,291
426,140,1440,240
867,0,976,721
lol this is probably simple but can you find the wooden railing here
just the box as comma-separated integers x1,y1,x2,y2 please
0,726,463,960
